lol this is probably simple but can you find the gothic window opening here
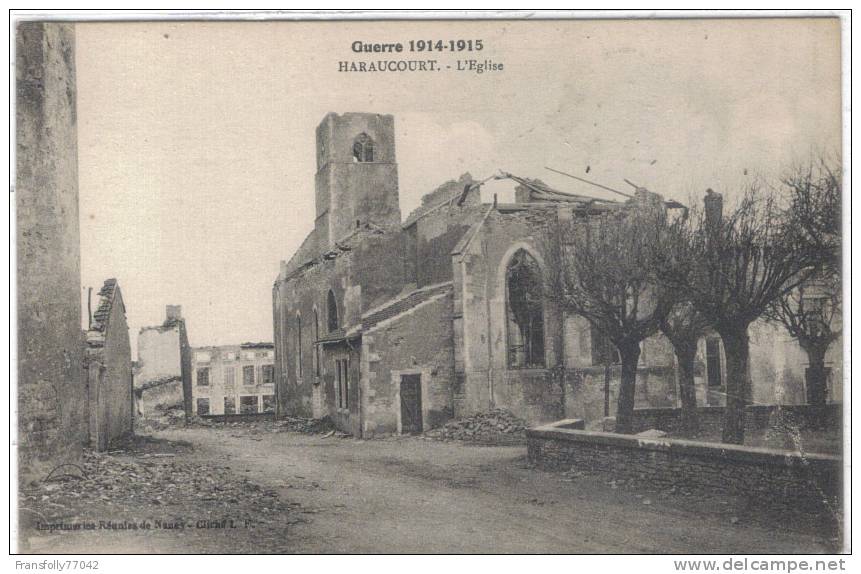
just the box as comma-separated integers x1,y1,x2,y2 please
327,290,339,332
296,313,303,380
706,338,722,387
352,132,374,163
505,249,546,368
314,308,321,376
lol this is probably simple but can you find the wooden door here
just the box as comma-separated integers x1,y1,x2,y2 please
400,374,423,434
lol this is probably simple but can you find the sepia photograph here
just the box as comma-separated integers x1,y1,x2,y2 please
11,10,849,558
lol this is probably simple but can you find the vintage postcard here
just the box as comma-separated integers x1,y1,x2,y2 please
13,11,849,558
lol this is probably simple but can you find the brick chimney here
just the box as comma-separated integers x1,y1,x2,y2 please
704,188,723,229
166,305,182,322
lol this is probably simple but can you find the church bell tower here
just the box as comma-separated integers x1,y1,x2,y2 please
314,112,401,248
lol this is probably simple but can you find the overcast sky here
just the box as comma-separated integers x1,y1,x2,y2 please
74,18,842,355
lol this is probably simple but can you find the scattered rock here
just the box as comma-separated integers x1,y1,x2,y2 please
17,434,302,554
636,429,668,438
423,409,528,444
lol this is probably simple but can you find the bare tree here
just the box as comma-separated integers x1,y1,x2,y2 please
767,160,842,406
770,279,841,405
659,186,818,444
660,302,710,436
781,160,841,272
550,192,674,434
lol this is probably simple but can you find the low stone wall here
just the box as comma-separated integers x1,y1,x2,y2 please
621,403,843,435
527,420,841,510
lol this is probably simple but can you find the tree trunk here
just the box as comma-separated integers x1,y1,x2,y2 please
719,327,751,445
614,342,641,434
804,345,829,406
675,343,699,437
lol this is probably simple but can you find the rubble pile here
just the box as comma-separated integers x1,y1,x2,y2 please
136,406,186,431
276,415,336,435
191,415,336,435
424,409,528,444
18,435,302,553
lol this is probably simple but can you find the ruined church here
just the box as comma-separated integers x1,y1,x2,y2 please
272,112,836,437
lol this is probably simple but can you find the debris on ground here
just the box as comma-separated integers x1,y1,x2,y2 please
135,406,186,432
143,412,340,437
424,409,528,444
17,434,303,553
277,416,337,435
636,429,668,438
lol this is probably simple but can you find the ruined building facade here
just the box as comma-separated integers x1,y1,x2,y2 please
191,343,276,416
84,279,133,451
133,305,192,420
273,112,838,437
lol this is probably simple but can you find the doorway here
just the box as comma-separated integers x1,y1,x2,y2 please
400,374,423,434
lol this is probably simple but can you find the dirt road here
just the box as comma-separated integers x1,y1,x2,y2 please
151,426,837,553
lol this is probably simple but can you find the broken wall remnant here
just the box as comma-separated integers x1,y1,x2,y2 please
84,279,133,451
16,21,87,485
134,306,192,421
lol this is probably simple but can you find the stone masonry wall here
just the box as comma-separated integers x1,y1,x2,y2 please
16,22,87,485
624,403,843,436
527,421,841,511
85,280,133,451
361,292,455,436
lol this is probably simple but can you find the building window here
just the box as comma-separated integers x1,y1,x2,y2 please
327,290,339,332
706,338,722,387
196,367,210,386
260,364,275,385
243,365,255,386
262,395,276,413
240,395,258,414
280,307,289,377
352,132,374,163
224,366,236,389
314,308,321,376
223,396,236,415
196,398,210,415
590,325,620,366
336,358,349,410
296,313,303,379
505,249,545,368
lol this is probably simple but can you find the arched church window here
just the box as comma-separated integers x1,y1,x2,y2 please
314,308,321,377
352,133,374,163
296,312,303,380
327,290,339,332
506,249,545,368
